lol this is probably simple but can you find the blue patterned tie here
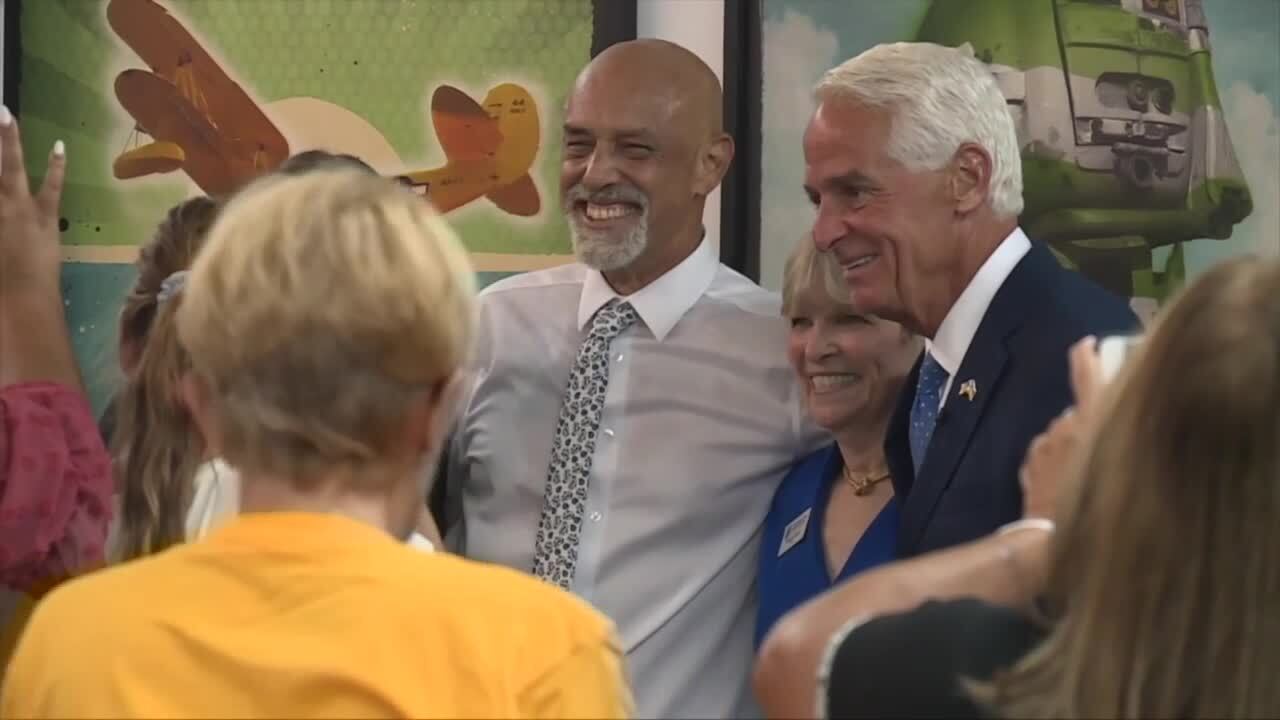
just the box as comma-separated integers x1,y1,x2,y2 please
532,299,639,589
909,351,950,474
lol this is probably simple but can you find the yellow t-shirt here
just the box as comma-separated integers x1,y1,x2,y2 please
1,512,633,719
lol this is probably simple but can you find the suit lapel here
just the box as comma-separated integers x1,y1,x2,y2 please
898,333,1009,550
898,244,1059,552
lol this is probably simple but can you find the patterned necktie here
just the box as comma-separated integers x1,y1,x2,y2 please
909,350,950,474
531,298,639,588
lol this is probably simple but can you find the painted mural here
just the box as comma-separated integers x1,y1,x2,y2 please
18,0,612,412
760,0,1280,324
106,0,544,217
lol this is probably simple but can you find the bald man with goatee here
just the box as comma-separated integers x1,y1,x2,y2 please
440,40,826,717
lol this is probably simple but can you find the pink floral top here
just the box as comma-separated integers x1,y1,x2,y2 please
0,382,113,594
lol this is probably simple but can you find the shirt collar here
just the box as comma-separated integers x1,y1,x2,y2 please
925,226,1032,375
577,233,718,341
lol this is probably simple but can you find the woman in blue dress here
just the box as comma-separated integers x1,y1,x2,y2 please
756,236,921,646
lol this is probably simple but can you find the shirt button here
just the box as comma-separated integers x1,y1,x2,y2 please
590,511,603,522
603,428,615,437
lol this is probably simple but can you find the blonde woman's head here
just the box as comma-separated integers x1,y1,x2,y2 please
782,235,919,434
175,169,476,506
983,255,1280,718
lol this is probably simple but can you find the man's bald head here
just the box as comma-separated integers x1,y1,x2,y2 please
574,39,724,140
560,39,734,288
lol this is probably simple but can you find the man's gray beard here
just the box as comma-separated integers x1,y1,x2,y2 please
569,211,649,271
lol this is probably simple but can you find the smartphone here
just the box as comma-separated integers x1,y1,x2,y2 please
1097,334,1142,383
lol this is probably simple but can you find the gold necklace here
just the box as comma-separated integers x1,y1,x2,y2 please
843,464,891,496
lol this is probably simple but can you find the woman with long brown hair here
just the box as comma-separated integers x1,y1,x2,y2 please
756,254,1280,719
108,196,221,561
977,254,1280,719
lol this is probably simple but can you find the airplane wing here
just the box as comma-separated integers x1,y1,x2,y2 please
485,173,541,217
430,85,503,161
107,0,187,77
115,69,256,196
107,0,288,168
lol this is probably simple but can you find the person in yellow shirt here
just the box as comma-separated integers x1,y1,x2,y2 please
0,169,634,719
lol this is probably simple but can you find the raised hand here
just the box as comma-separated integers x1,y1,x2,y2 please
0,105,67,297
0,106,80,389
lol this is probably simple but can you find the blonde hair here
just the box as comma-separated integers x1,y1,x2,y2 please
978,256,1280,718
781,234,853,317
112,196,221,561
175,170,476,481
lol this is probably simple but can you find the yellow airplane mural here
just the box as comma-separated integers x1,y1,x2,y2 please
395,83,542,217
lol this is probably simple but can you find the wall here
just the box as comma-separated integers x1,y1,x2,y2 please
637,0,726,251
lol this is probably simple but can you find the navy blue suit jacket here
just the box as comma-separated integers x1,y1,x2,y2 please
886,242,1139,557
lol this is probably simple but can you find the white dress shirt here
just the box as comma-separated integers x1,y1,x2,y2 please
926,227,1032,407
186,459,241,540
445,237,827,719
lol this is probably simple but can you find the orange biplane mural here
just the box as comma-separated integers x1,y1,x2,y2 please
106,0,542,217
107,0,289,196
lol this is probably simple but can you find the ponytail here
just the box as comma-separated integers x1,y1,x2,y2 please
110,289,203,561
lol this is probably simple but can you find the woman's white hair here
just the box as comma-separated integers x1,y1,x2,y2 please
814,42,1024,218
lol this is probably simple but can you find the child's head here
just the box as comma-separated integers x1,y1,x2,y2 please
176,169,476,537
113,196,221,560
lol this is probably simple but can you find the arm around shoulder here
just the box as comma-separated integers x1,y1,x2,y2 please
754,528,1050,718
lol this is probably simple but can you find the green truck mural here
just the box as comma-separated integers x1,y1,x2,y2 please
916,0,1253,313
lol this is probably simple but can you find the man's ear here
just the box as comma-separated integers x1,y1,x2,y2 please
693,133,735,197
179,372,222,458
949,142,994,215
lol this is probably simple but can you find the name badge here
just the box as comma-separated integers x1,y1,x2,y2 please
778,508,811,557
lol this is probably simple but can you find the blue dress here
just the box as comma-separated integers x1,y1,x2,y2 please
756,444,900,646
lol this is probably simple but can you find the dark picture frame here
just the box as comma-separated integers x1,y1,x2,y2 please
591,0,637,58
720,0,763,281
2,0,20,113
